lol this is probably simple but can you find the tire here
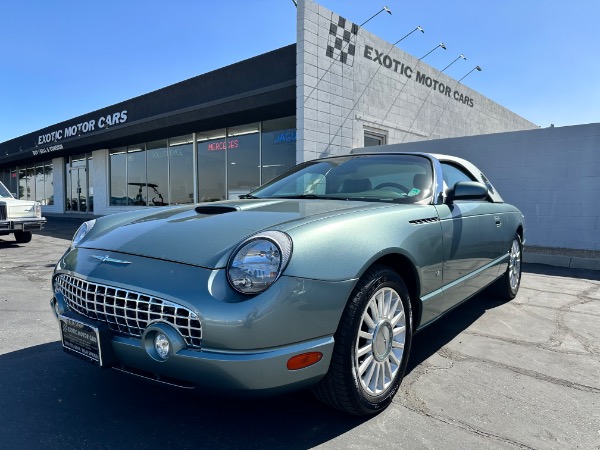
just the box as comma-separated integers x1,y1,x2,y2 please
313,265,412,416
493,234,522,299
14,231,32,244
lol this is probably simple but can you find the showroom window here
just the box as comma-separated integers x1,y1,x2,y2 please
4,161,53,204
197,129,227,202
109,147,128,205
196,116,297,201
107,117,296,207
261,117,297,184
146,139,169,206
169,135,194,205
109,134,194,207
227,123,260,199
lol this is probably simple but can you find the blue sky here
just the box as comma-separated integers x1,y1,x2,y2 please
1,0,598,143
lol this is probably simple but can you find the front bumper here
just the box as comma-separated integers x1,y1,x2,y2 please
51,247,356,393
0,218,46,232
51,298,334,393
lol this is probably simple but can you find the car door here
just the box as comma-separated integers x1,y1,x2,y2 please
434,162,505,312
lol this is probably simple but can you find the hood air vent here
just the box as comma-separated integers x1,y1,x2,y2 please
195,205,239,215
409,217,440,225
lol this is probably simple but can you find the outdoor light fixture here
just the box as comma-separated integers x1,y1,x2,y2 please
459,65,483,82
419,42,446,60
441,54,466,72
359,5,392,27
393,25,425,46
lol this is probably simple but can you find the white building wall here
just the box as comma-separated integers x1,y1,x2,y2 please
296,0,537,163
44,156,65,214
357,123,600,251
91,149,109,216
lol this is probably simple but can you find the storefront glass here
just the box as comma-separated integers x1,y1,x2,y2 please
197,129,226,202
109,148,127,205
126,145,147,206
227,123,260,199
169,135,194,204
146,139,169,207
261,117,297,184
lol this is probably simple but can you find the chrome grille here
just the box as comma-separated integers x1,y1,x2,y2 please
55,274,202,348
0,204,6,221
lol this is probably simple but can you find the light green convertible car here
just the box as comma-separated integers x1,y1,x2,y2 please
51,152,524,415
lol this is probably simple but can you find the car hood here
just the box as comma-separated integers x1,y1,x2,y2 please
78,199,394,268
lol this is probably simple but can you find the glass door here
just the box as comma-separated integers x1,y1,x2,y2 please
65,154,92,213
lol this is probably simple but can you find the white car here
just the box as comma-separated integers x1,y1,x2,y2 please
0,181,46,243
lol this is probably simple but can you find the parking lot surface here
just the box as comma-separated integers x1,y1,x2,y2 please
1,218,599,449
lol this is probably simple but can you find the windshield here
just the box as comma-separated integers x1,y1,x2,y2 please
0,181,12,199
250,154,434,204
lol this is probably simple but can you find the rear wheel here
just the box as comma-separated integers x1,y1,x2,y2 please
313,265,412,415
14,231,32,244
494,234,522,299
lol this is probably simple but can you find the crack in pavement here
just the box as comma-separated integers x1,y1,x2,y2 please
397,360,536,449
437,346,600,394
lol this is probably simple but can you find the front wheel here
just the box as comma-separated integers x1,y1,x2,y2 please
14,231,32,243
493,234,522,299
313,265,412,415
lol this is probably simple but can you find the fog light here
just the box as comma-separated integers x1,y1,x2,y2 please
154,332,170,360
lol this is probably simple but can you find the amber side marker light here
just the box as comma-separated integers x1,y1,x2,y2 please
287,352,323,370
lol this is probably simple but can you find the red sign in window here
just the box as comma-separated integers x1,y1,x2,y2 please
207,139,239,151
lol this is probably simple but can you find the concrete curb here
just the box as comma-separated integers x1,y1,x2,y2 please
523,252,600,271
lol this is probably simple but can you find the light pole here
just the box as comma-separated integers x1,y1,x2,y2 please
359,6,392,27
419,42,446,60
393,26,424,46
441,54,466,72
459,65,482,82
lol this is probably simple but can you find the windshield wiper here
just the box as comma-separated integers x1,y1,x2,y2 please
273,194,348,200
238,194,258,199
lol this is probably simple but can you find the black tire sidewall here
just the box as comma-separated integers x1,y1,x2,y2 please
346,267,412,414
14,231,32,243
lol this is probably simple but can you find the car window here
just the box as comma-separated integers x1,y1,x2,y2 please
440,162,474,189
251,154,434,204
0,181,12,198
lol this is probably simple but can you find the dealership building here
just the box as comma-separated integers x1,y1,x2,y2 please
0,0,537,219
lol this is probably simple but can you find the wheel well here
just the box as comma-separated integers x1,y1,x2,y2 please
371,254,422,329
516,225,524,243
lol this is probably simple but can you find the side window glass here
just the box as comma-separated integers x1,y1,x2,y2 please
440,163,474,190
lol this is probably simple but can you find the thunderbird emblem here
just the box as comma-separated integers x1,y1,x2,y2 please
90,255,132,265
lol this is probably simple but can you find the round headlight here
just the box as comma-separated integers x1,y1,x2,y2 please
71,219,96,248
227,231,292,294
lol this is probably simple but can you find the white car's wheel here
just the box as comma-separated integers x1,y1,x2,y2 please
14,231,32,244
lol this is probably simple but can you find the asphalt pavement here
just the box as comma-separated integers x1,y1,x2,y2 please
1,218,599,449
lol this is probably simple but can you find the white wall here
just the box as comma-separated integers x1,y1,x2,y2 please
358,123,600,251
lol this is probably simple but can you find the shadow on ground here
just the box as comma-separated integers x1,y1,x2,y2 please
0,341,366,449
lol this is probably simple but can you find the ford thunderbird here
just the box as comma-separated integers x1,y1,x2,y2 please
51,152,524,415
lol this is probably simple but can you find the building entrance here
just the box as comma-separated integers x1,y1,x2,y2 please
65,154,93,213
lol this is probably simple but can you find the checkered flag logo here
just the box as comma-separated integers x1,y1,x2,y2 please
326,15,358,65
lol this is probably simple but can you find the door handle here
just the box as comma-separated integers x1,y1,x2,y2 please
494,216,502,227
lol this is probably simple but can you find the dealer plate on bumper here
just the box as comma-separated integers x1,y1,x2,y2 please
59,316,104,366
